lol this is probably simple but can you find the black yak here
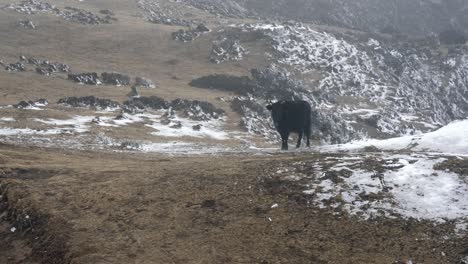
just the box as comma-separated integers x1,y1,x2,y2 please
266,100,312,150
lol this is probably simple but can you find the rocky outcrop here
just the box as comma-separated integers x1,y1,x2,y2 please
14,98,48,109
57,96,120,110
101,72,130,86
5,62,26,72
124,96,169,112
68,73,101,85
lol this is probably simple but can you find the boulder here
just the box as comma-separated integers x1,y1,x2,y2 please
101,72,130,86
135,77,155,88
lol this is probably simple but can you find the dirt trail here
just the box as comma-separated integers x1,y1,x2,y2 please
0,144,466,264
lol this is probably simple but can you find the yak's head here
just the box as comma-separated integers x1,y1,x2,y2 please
266,101,286,129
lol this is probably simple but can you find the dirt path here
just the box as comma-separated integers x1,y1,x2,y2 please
0,144,466,264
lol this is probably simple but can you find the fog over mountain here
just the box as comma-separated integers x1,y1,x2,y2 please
182,0,468,37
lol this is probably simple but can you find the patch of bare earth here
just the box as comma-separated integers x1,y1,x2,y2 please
0,144,466,263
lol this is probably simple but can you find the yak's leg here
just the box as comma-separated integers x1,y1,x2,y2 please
280,131,289,150
305,127,311,147
296,130,303,148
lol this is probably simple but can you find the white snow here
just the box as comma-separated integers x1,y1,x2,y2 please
306,154,468,223
34,116,94,133
327,119,468,155
0,128,64,136
146,115,228,140
0,117,15,122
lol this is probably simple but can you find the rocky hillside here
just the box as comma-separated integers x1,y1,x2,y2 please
0,0,467,149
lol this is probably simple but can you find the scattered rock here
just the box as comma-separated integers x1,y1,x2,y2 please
35,98,48,106
13,98,48,109
210,37,248,63
137,0,191,26
26,57,41,65
124,96,169,112
5,1,114,25
123,96,225,121
101,72,130,86
17,20,36,29
170,98,225,121
172,24,210,42
68,72,101,85
5,62,26,72
169,121,182,129
59,6,114,25
135,77,155,88
192,124,202,131
91,116,101,124
35,61,70,75
58,96,120,110
4,0,57,15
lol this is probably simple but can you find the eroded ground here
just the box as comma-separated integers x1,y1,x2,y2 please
1,144,467,264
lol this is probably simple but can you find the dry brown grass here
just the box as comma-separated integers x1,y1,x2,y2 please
0,144,466,264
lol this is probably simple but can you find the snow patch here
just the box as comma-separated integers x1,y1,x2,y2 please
327,119,468,155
